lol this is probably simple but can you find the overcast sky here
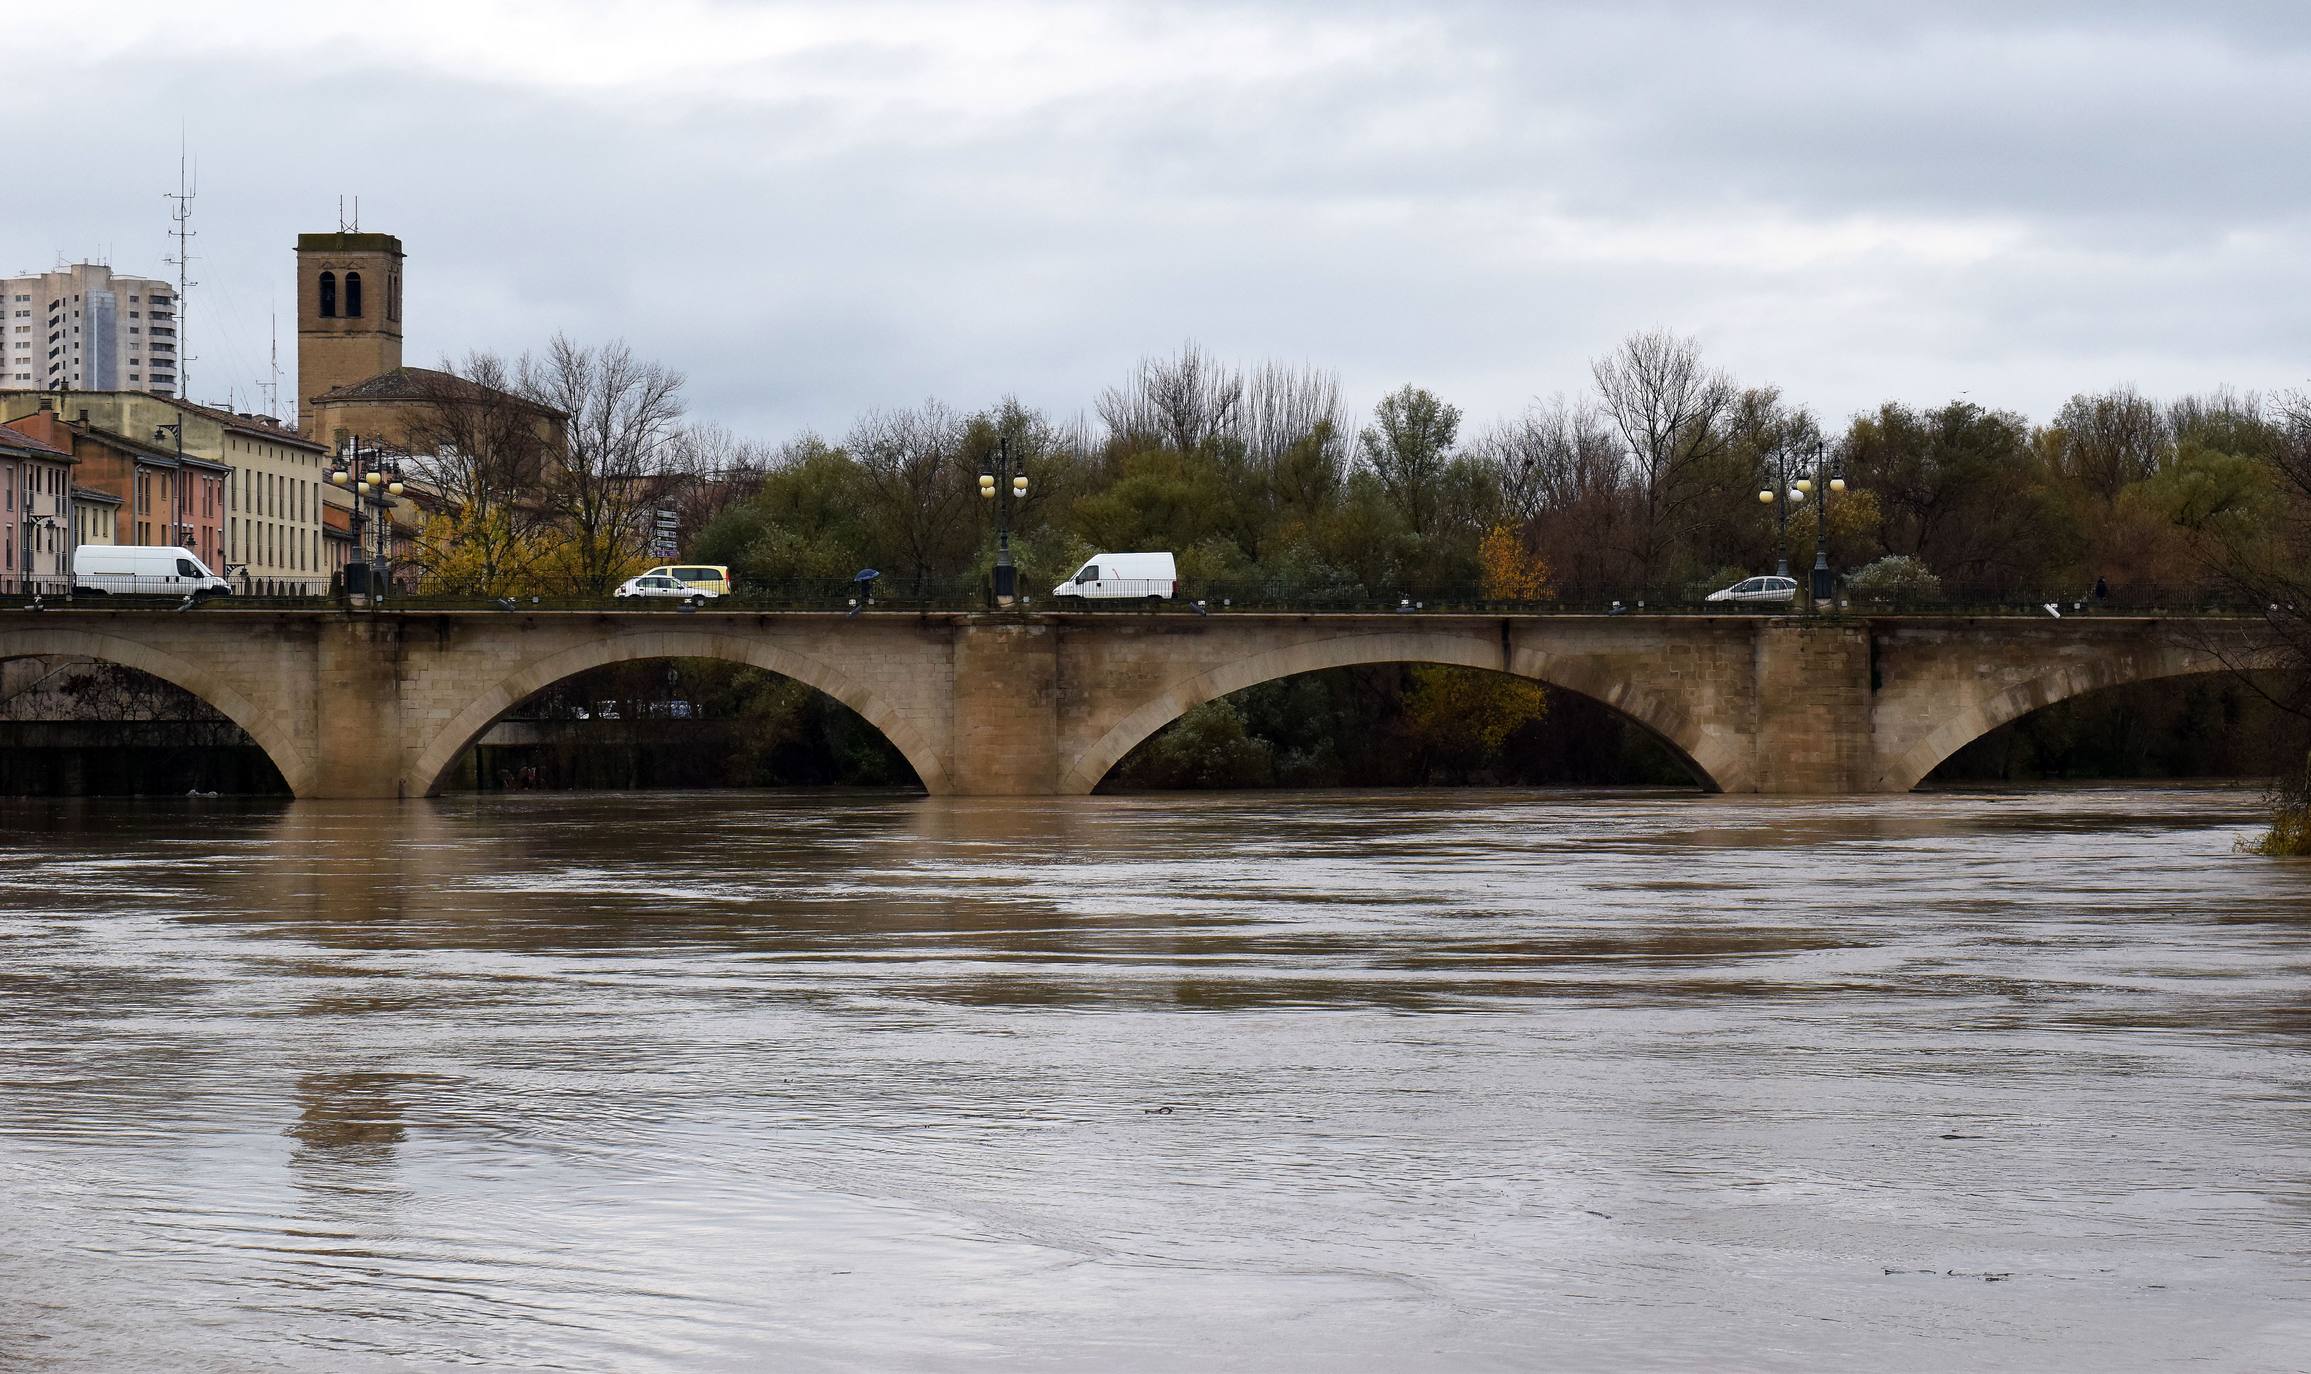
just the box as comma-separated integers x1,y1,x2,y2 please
11,0,2309,442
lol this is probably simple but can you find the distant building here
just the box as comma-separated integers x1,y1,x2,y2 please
0,393,324,588
291,227,564,587
295,232,405,437
0,264,178,394
0,420,76,592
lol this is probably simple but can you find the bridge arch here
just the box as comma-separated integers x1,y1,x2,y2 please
0,626,313,793
1058,628,1734,794
1876,639,2278,792
406,628,951,797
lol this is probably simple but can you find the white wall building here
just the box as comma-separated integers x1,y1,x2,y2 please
0,264,178,394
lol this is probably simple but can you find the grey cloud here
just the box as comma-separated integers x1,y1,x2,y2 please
8,1,2307,445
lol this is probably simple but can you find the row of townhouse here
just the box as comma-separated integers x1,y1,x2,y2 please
0,390,368,594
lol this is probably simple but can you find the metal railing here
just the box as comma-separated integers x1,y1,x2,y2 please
0,576,2272,618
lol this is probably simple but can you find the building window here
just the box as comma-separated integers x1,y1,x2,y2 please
319,271,337,318
345,271,363,318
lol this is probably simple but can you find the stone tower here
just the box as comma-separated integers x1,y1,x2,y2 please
295,231,404,436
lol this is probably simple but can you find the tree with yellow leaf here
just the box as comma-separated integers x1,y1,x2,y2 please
1402,665,1548,780
1477,524,1555,602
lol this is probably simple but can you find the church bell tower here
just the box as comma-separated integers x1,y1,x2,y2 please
295,231,404,436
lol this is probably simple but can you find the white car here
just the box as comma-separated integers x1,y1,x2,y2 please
1704,575,1799,605
614,573,711,603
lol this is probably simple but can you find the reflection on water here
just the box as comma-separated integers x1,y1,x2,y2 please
2,788,2309,1371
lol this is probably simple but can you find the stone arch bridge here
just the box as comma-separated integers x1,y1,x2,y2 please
0,609,2277,798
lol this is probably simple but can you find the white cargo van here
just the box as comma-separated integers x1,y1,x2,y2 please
1052,552,1177,600
72,546,233,597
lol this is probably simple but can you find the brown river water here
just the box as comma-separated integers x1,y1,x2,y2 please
1,788,2307,1372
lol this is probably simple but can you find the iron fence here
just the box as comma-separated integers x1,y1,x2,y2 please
0,576,2273,619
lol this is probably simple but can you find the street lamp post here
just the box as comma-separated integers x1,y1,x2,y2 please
153,420,186,557
1755,442,1809,579
328,435,405,604
978,436,1030,604
1808,439,1847,605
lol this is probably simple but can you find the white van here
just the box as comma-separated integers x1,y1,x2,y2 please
72,545,233,597
1053,552,1178,600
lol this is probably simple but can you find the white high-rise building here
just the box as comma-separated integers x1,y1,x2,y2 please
0,264,178,395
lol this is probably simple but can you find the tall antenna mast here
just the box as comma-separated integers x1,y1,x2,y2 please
164,135,198,399
263,312,281,422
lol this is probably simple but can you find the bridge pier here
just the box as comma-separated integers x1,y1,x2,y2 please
950,622,1066,795
1753,621,1876,793
313,618,412,799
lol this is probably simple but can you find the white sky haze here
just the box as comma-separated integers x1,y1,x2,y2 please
10,0,2308,438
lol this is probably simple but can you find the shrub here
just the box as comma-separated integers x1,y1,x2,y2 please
1108,698,1275,789
2245,759,2311,856
1845,555,1944,605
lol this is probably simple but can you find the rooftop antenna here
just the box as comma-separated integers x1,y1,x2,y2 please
262,311,282,422
338,194,360,233
164,133,198,400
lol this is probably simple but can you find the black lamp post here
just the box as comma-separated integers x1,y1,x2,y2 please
979,436,1029,604
328,435,404,603
153,419,186,555
1755,441,1810,579
1808,439,1847,605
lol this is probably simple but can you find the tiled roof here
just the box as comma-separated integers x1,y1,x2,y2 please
313,366,565,419
0,419,73,458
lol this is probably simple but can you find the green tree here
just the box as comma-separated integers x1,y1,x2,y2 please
1358,385,1463,539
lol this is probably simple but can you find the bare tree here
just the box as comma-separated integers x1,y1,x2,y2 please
520,336,688,595
848,400,971,591
1097,341,1244,454
1239,361,1349,522
398,352,559,595
1590,330,1736,590
663,423,778,541
1243,362,1346,472
1470,396,1632,597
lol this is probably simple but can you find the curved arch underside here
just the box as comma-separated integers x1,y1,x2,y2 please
407,629,950,797
1058,629,1729,795
1877,647,2281,793
0,627,313,793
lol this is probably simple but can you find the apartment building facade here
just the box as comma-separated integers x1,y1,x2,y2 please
0,392,326,588
0,421,76,592
4,405,224,571
1,264,178,394
72,485,120,549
